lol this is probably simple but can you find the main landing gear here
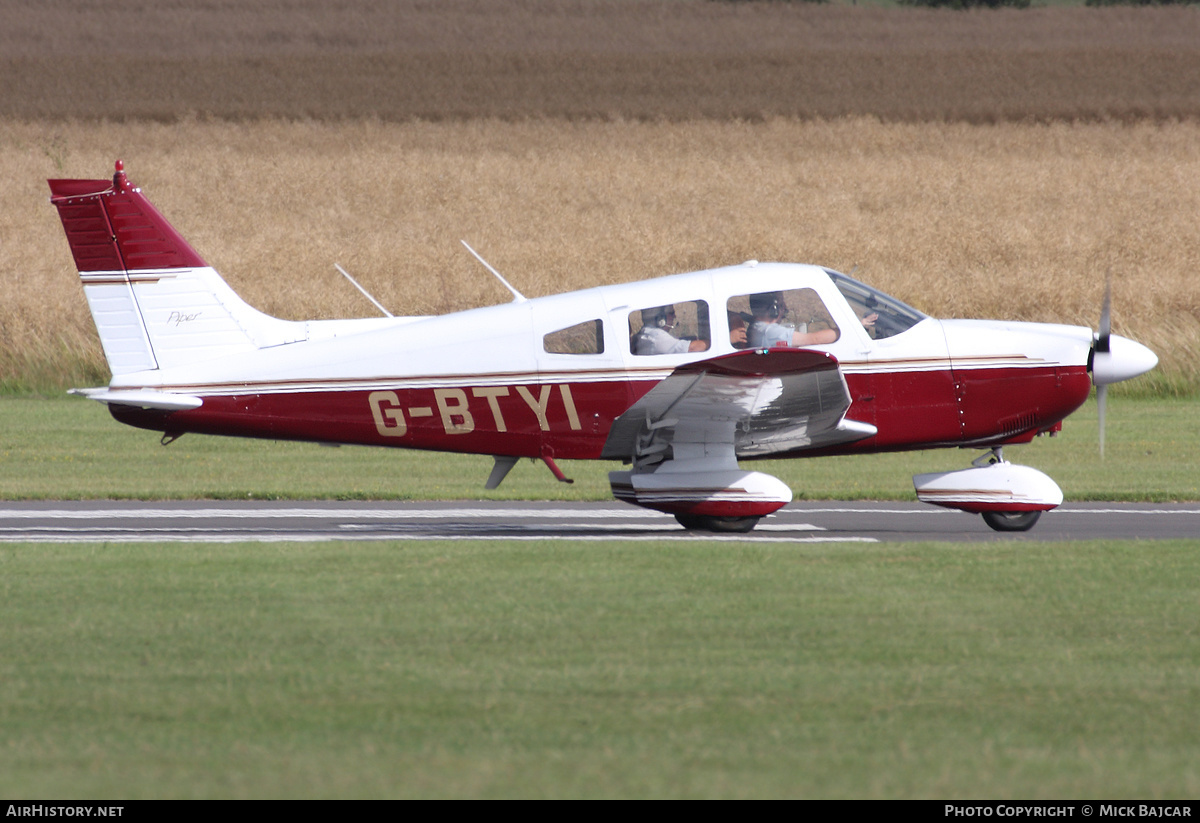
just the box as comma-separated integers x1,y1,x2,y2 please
980,509,1042,532
673,514,762,533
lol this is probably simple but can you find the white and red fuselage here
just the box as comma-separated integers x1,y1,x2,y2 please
49,163,1156,531
99,284,1095,459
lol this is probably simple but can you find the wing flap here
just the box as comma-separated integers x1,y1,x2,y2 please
602,348,875,461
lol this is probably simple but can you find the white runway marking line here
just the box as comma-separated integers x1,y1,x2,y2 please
335,522,827,532
5,503,1196,544
803,506,1200,516
5,505,1200,519
0,531,876,545
1050,508,1200,515
0,505,863,543
0,507,667,520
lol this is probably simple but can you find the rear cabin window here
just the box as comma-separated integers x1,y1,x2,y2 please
544,319,604,355
727,288,840,349
628,300,711,356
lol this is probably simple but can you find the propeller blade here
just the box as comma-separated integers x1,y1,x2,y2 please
1095,270,1111,457
1096,270,1112,354
1088,270,1156,456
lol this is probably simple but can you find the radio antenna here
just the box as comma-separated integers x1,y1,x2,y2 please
334,263,394,318
461,241,527,303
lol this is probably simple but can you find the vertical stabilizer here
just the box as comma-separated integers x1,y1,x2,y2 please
49,161,305,378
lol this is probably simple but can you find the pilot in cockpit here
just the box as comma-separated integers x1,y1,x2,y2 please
747,292,839,348
632,305,709,355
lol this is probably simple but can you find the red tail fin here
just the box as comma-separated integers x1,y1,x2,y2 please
49,160,207,273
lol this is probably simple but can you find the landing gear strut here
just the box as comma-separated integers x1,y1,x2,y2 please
972,446,1004,468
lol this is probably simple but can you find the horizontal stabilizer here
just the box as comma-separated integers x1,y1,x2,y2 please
69,387,204,411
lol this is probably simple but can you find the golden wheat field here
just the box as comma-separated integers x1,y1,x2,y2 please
3,2,1199,393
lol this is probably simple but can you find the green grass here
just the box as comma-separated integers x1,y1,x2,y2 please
4,396,1197,797
1,395,1196,501
1,538,1197,798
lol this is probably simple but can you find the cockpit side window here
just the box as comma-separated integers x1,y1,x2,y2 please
727,288,840,349
544,319,605,355
629,300,711,356
826,270,927,340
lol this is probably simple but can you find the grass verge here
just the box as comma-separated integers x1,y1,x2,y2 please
1,396,1195,502
2,538,1197,798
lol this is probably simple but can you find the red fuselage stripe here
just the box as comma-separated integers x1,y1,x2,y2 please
109,364,1092,460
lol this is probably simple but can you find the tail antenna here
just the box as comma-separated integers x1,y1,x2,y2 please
461,241,527,303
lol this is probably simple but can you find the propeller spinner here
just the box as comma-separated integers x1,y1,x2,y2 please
1090,274,1158,457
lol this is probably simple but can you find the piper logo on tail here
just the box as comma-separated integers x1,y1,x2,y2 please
167,311,201,327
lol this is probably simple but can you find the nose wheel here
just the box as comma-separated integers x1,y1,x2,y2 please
970,448,1046,532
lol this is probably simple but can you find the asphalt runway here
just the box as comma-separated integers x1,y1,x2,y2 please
1,500,1197,544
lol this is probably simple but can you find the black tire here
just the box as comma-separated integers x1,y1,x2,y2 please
674,514,762,533
981,510,1042,532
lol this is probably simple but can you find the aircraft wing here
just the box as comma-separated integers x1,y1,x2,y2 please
601,348,876,462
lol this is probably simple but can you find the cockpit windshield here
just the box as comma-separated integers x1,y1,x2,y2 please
825,269,927,340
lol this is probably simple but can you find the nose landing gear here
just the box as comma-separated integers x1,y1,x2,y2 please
913,446,1062,533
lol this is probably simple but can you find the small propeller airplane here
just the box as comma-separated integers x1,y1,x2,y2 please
49,161,1158,533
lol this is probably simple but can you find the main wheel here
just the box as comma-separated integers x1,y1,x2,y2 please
674,514,761,533
981,510,1042,532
